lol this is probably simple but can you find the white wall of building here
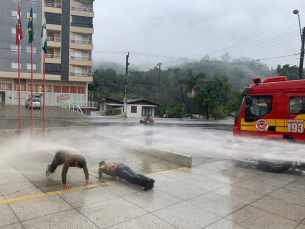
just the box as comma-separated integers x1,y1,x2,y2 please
126,104,156,118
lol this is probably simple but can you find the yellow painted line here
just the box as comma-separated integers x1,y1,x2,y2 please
0,166,188,205
145,167,188,176
46,150,55,155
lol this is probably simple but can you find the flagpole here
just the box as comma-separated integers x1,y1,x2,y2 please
18,43,21,136
43,49,46,139
18,42,21,136
31,3,33,138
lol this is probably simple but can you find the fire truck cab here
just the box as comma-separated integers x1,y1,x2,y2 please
233,76,305,172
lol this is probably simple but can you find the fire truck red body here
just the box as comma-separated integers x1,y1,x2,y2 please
233,76,305,172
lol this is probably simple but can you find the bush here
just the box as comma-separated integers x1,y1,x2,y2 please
105,109,113,116
211,106,227,120
167,103,184,118
112,108,122,115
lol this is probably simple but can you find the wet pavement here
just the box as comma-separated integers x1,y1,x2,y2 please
1,119,305,228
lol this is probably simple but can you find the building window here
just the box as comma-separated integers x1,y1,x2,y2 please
12,10,22,17
45,12,61,25
11,45,18,52
11,62,19,69
131,106,137,113
26,63,36,70
27,12,37,19
71,15,93,28
46,63,61,75
88,67,92,74
11,27,16,35
26,46,36,53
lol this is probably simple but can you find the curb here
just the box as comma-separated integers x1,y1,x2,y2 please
95,134,192,167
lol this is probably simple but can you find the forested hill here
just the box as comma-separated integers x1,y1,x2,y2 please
177,58,274,90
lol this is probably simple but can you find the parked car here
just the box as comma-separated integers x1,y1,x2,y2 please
25,98,40,109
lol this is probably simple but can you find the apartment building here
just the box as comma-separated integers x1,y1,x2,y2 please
0,0,94,106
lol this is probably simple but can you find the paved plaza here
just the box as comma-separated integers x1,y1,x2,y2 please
0,133,305,229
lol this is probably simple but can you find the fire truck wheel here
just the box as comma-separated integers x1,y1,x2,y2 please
258,161,292,173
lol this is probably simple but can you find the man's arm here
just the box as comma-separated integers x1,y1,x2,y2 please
98,168,103,179
62,163,71,189
83,164,92,184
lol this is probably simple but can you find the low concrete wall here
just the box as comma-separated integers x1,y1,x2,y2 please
95,135,192,167
0,119,96,140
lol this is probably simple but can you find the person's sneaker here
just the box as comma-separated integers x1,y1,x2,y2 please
46,165,51,177
143,179,151,191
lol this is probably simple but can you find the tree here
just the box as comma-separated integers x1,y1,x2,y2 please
221,52,231,62
179,70,205,118
213,75,231,100
275,64,300,80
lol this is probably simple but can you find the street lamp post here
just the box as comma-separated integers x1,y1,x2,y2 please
293,9,305,79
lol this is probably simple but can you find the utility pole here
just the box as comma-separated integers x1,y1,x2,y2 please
299,27,305,79
157,63,162,85
293,10,305,79
124,52,130,117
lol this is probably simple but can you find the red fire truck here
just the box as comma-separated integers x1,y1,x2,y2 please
233,76,305,173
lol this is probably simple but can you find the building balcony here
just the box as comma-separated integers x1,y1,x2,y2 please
45,3,62,8
71,56,92,61
47,37,61,42
71,40,92,44
71,6,93,12
46,54,61,58
70,72,92,77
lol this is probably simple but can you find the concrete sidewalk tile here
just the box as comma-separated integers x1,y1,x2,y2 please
188,192,246,217
249,175,290,187
22,209,98,229
222,168,259,179
123,189,181,212
153,201,221,229
251,196,305,223
204,218,247,229
0,181,36,195
284,182,305,194
204,172,246,184
0,172,28,185
296,225,305,229
156,182,209,200
31,180,61,188
226,205,298,229
261,172,298,182
0,196,19,228
39,185,65,193
183,177,229,191
78,197,147,229
4,186,43,200
162,170,199,181
232,179,279,195
184,167,216,176
146,173,179,188
0,223,24,229
9,195,72,222
104,181,143,197
213,186,265,204
59,186,117,208
269,188,305,207
107,214,176,229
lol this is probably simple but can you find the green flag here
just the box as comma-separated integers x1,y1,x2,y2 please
41,13,47,54
28,7,34,43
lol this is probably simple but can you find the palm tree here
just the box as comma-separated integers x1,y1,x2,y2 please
179,70,205,118
213,75,231,100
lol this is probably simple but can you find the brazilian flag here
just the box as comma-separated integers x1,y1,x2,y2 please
28,7,34,43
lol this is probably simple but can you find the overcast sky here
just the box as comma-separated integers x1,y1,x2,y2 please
93,0,304,70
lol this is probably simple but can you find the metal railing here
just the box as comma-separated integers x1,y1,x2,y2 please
47,37,61,42
70,72,92,77
71,39,92,44
59,101,98,109
59,101,83,114
46,54,61,58
71,6,93,12
45,3,62,8
71,56,92,61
